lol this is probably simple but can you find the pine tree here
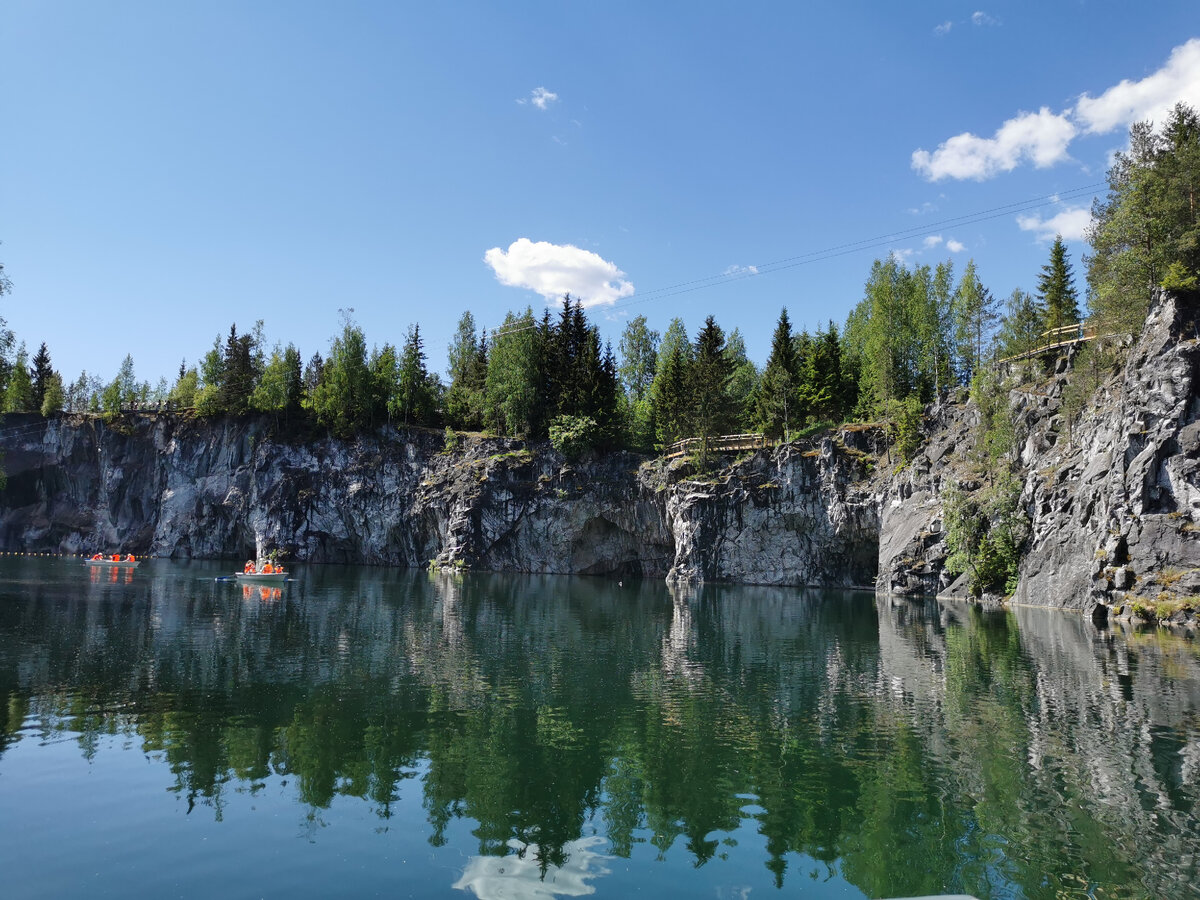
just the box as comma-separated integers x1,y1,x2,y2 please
754,308,798,440
689,316,735,469
30,342,53,411
1036,235,1080,333
396,324,435,425
650,318,691,447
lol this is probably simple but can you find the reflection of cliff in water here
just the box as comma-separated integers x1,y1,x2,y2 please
2,560,1199,897
874,596,1200,899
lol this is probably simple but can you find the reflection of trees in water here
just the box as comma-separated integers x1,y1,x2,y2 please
2,560,1200,897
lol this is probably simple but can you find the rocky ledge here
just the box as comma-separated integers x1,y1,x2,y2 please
1,290,1196,618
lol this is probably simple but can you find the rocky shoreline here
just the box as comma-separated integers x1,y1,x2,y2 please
1,291,1197,625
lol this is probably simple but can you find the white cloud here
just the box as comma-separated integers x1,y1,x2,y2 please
1075,38,1200,134
483,238,634,307
923,235,944,249
971,11,999,26
891,248,916,262
934,21,952,36
947,239,966,253
1016,206,1092,242
912,39,1200,181
723,264,759,276
912,107,1076,181
528,86,558,110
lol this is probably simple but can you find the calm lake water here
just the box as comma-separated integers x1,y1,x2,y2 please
1,558,1198,899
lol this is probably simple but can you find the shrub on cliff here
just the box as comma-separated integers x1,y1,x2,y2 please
549,415,599,460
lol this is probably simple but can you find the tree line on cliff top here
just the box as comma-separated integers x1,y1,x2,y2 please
0,105,1196,457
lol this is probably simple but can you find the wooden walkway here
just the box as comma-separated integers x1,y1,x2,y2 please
665,432,767,459
997,322,1098,364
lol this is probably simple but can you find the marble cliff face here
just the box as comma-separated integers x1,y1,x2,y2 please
1,290,1197,615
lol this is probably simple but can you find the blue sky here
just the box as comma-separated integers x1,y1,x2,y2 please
3,2,1199,386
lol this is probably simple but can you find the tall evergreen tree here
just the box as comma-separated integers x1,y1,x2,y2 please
30,342,53,411
688,316,735,469
754,308,798,440
396,324,436,425
1036,235,1080,333
218,323,261,415
650,318,691,447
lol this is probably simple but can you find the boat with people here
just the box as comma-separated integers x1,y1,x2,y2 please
86,554,140,568
235,560,288,583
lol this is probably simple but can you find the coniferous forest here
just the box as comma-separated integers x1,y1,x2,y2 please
0,105,1197,462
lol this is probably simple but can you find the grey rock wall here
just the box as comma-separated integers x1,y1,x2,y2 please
2,289,1196,608
0,412,876,588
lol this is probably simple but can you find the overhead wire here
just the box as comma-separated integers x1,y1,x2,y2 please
479,182,1105,341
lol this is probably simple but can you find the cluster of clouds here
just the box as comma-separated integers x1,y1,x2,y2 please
923,235,966,253
934,10,1000,36
913,38,1200,184
483,239,634,308
517,86,558,110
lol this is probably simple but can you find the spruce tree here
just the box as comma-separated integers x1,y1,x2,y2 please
689,316,735,469
30,342,53,411
1036,235,1080,333
755,308,798,440
650,318,691,447
396,324,435,425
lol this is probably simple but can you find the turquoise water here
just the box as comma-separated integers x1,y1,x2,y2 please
0,557,1198,899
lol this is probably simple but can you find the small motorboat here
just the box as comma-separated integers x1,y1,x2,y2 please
86,556,140,568
235,570,288,583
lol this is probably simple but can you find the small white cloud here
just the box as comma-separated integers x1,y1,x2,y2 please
530,86,558,110
723,264,759,276
946,239,966,253
1016,206,1092,242
891,248,916,262
934,21,952,36
971,11,999,26
1075,38,1200,135
912,107,1076,181
483,238,634,307
923,235,945,249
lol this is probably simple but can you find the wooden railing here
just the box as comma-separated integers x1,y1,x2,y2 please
665,432,767,458
997,322,1099,364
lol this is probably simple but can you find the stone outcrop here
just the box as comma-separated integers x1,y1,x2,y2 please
875,288,1200,622
1,289,1197,612
0,411,879,587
